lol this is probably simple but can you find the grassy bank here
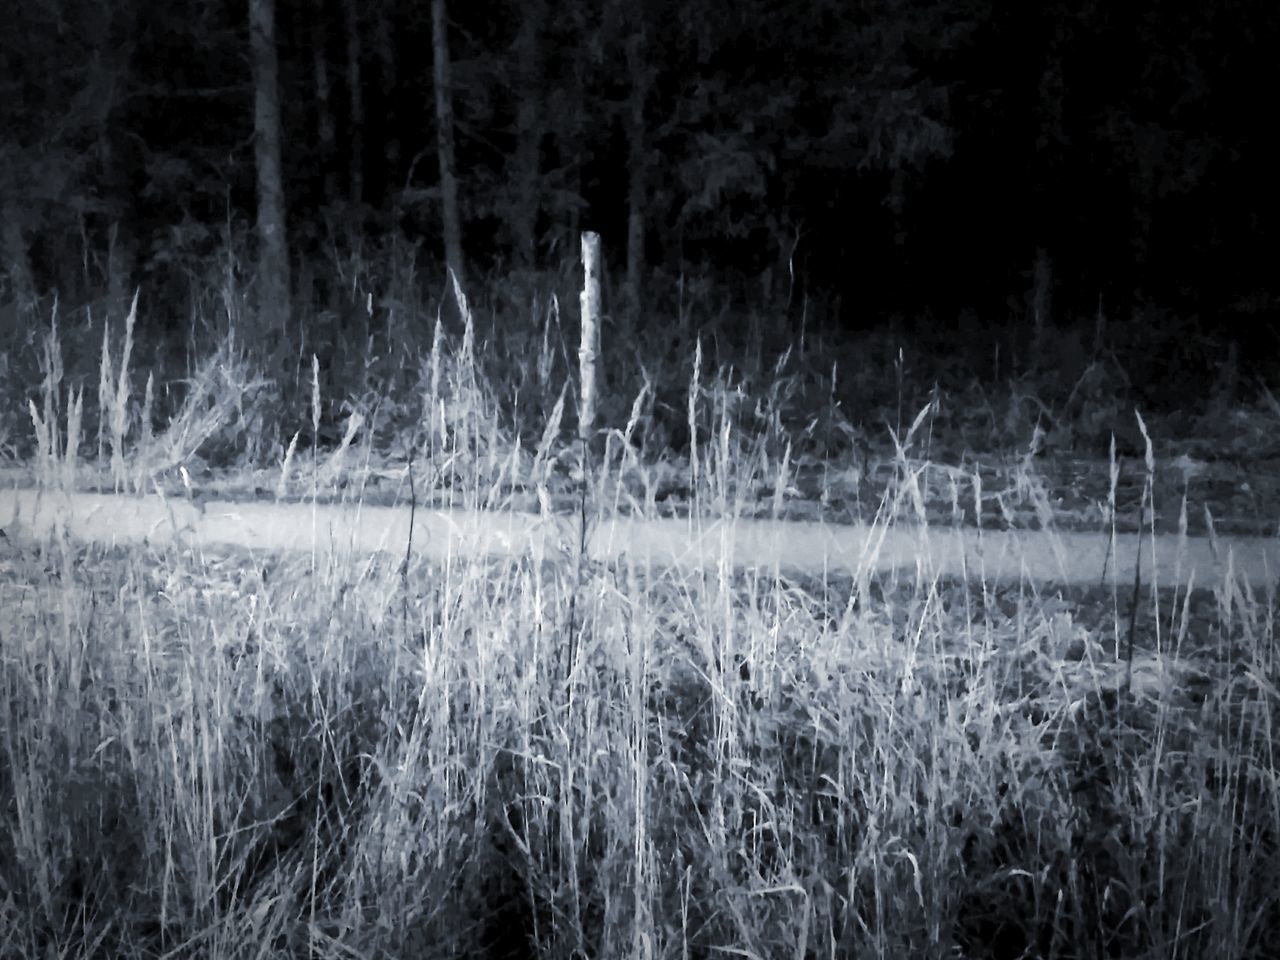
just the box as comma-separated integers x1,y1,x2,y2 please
1,273,1278,958
2,488,1277,958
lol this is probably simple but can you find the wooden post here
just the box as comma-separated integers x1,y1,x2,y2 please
578,231,601,445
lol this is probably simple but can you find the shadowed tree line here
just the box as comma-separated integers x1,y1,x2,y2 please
1,0,1276,381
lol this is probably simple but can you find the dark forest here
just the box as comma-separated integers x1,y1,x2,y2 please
3,0,1276,373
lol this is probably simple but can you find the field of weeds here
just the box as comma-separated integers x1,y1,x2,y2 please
1,275,1278,958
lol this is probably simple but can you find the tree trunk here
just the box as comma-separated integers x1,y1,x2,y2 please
248,0,291,342
624,26,649,317
511,2,544,270
312,19,339,210
344,0,365,208
92,5,138,320
431,0,466,295
374,0,397,95
374,0,399,200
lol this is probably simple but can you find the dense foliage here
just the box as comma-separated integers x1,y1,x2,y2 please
1,0,1277,364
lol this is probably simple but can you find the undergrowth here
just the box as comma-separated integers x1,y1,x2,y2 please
0,259,1278,959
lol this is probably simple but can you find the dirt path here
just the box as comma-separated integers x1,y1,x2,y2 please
2,485,1274,588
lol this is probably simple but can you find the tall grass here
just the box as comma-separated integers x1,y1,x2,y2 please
0,276,1277,959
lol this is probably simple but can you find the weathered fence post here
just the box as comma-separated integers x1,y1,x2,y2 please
578,231,601,446
565,230,602,687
